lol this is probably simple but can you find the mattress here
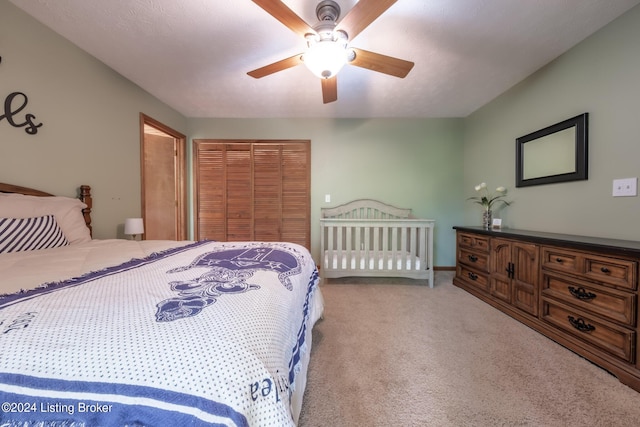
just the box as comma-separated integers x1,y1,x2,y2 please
0,239,323,426
323,249,422,271
0,239,193,295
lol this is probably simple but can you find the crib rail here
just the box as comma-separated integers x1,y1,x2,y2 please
320,218,435,286
320,199,413,220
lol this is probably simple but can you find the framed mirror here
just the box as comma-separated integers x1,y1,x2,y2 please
516,113,588,187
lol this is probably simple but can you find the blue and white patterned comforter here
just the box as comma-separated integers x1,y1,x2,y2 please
0,240,321,426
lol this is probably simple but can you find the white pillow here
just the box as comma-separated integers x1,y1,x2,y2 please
0,193,91,244
0,215,69,253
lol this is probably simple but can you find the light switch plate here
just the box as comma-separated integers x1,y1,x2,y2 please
612,178,637,197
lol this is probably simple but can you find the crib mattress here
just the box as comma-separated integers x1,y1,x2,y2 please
323,250,422,271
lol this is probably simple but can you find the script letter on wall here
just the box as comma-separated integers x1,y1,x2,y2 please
0,56,43,135
1,92,43,135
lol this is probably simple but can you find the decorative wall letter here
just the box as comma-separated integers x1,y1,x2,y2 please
0,55,44,135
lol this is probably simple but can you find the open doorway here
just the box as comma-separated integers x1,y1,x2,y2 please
140,113,187,240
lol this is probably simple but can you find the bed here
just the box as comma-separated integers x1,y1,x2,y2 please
0,183,323,426
320,199,435,287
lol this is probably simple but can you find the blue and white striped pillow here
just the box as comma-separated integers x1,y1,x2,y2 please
0,215,69,254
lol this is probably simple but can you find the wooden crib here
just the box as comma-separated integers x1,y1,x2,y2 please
320,199,435,287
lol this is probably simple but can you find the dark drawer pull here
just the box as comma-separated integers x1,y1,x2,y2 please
568,316,596,333
467,272,478,281
468,254,478,262
568,286,597,301
600,267,610,273
555,258,563,263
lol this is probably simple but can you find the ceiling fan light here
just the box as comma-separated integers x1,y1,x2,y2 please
303,40,348,79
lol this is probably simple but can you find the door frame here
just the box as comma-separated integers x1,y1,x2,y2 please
139,113,187,240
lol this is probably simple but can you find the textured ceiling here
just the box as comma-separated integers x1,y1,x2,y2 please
9,0,640,118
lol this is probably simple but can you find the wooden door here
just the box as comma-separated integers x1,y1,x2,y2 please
193,140,310,249
511,242,539,316
490,238,512,303
490,238,539,314
254,144,282,241
143,133,177,240
140,114,187,240
193,142,226,240
280,143,310,244
226,144,253,241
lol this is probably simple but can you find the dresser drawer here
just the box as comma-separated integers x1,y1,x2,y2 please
458,233,490,253
541,299,635,363
457,247,489,272
456,264,489,292
541,273,636,326
542,246,638,290
583,255,637,290
541,247,580,275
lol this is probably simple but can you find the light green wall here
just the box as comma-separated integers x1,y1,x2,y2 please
464,5,640,241
188,118,464,265
0,2,188,239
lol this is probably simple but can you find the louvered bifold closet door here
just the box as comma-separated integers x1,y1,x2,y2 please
194,140,310,249
194,142,226,241
281,143,310,247
225,145,252,241
253,144,282,242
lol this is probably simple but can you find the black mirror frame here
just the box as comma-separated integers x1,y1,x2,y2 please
516,113,588,188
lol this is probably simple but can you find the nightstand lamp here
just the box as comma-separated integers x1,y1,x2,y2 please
124,218,144,240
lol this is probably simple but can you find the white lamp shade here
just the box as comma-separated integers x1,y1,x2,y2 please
124,218,144,235
303,40,348,79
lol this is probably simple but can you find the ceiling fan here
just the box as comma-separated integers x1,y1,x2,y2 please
248,0,414,104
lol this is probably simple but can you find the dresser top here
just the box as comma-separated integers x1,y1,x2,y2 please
454,226,640,257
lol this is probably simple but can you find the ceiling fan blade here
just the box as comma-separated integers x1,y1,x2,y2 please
321,76,338,104
247,53,304,79
349,48,414,78
337,0,397,40
251,0,314,37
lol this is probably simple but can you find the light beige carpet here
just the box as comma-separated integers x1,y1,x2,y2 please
298,271,640,427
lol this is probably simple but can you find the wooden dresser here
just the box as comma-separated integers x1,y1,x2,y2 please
453,226,640,392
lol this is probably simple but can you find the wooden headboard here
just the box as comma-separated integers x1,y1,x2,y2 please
0,183,93,235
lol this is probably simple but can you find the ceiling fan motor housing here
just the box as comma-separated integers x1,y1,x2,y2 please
310,0,345,42
316,0,341,22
